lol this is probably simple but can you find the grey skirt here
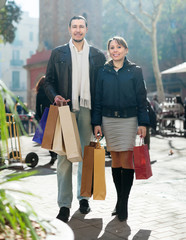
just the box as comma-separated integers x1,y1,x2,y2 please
102,116,138,152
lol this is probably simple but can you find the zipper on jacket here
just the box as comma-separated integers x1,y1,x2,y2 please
115,71,120,105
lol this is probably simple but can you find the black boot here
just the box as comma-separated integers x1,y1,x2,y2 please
118,168,134,222
111,167,122,216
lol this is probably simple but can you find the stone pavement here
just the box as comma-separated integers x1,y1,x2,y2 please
4,135,186,240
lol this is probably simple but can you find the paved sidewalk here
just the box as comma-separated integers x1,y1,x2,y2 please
3,135,186,240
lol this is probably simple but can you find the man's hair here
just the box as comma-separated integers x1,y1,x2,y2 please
107,36,128,50
69,15,88,27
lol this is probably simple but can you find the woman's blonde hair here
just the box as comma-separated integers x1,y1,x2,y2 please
107,36,128,50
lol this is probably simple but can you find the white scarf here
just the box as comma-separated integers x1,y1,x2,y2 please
69,38,91,111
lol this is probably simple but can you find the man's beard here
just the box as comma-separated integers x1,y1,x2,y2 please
73,38,84,43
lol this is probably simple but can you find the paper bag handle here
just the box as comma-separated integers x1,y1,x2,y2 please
95,138,102,149
138,136,144,146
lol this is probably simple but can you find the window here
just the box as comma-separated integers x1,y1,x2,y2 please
12,50,20,60
29,32,33,41
10,50,23,66
12,71,20,89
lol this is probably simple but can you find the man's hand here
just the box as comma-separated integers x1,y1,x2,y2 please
54,95,70,106
137,126,146,138
94,125,102,139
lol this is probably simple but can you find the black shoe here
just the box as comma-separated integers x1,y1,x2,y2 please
49,157,57,165
111,207,117,216
56,207,70,223
111,203,118,216
111,200,121,216
79,199,90,214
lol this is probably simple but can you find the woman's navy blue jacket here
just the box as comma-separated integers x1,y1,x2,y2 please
91,57,150,127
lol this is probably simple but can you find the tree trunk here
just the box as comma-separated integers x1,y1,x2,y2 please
151,22,165,102
115,0,165,102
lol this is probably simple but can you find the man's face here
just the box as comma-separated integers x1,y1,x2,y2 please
69,19,88,42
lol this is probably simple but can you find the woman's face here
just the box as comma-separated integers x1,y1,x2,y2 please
108,40,128,62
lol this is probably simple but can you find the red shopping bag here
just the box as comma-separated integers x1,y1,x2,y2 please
133,138,152,180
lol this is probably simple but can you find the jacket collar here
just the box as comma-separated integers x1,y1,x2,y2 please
103,57,136,72
57,43,97,60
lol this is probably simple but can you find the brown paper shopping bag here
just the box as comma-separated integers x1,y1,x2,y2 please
93,142,106,200
41,105,59,150
51,115,66,155
58,105,82,162
81,141,106,200
80,144,95,197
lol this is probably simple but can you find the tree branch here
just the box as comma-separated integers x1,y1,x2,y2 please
116,0,151,35
138,0,152,19
153,0,165,24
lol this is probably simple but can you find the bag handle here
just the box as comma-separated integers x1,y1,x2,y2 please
53,101,67,106
138,136,144,146
95,138,102,149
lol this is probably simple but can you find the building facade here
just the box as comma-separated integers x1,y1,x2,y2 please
39,0,103,50
0,12,38,103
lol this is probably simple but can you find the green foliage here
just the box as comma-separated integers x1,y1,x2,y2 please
0,0,22,43
0,81,46,238
0,170,45,239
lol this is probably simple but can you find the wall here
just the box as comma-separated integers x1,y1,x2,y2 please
0,12,38,104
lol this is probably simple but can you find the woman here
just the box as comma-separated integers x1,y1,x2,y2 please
35,76,57,165
92,36,149,221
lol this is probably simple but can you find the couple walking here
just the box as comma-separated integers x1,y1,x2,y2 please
43,15,149,223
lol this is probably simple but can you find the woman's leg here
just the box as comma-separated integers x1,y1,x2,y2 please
117,151,134,221
118,168,134,221
111,151,122,216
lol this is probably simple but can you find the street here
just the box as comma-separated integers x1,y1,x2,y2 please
3,135,186,240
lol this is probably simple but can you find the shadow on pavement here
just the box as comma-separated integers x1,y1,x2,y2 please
99,216,131,239
132,229,151,240
100,217,151,240
26,164,57,176
168,139,185,151
6,163,57,176
68,210,103,240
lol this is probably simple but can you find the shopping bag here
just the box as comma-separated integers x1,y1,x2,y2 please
81,141,106,200
80,143,95,197
93,142,106,200
133,138,152,180
41,105,59,150
58,105,82,162
32,107,49,144
51,115,66,155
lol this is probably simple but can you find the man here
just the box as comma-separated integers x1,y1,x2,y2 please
44,16,106,223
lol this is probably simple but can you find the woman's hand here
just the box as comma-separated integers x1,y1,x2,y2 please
94,125,102,139
137,126,146,138
54,95,70,106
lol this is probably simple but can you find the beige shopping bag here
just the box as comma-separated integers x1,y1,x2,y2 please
41,105,58,150
58,105,82,162
52,115,66,155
